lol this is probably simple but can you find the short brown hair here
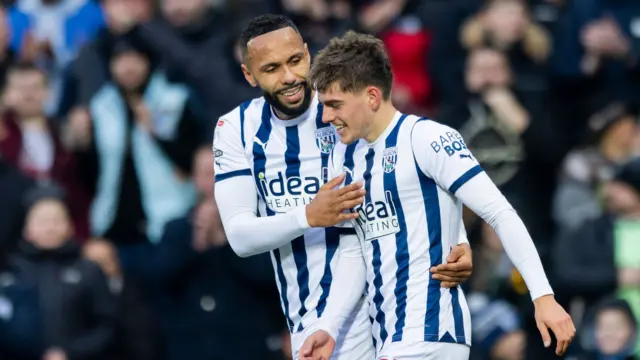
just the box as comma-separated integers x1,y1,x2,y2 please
310,31,393,100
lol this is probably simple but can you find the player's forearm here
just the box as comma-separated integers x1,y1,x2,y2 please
215,177,310,257
456,174,554,300
312,241,367,339
224,209,309,257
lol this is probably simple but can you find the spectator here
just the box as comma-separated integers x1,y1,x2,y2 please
123,146,287,360
576,298,638,360
552,102,639,232
0,7,20,86
0,62,91,240
428,0,482,103
0,237,43,360
65,39,200,245
437,47,563,251
83,239,159,360
460,0,551,90
529,0,565,33
65,0,153,109
550,0,640,146
278,0,354,56
467,292,526,360
0,153,34,253
11,186,116,360
552,157,640,328
15,0,107,115
128,0,259,119
381,2,435,114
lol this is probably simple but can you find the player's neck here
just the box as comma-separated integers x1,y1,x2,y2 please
364,102,398,143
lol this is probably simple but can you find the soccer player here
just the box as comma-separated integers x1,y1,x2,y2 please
213,15,474,360
299,31,576,360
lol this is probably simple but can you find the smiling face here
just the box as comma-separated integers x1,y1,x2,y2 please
241,27,312,119
319,84,378,145
595,309,634,355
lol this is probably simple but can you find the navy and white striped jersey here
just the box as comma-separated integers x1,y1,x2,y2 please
329,112,475,351
213,94,346,333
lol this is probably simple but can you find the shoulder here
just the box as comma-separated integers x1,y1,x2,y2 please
215,97,265,136
219,96,266,124
408,117,474,166
410,117,457,138
411,117,464,145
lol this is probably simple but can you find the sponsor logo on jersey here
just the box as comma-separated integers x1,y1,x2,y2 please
253,136,268,152
342,166,354,180
213,148,223,157
354,191,400,241
258,170,326,212
382,147,398,173
217,119,225,127
315,127,336,154
430,131,469,157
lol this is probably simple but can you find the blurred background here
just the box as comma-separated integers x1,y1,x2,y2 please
0,0,639,359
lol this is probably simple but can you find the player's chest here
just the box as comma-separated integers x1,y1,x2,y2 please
247,124,336,167
248,125,337,213
346,145,423,241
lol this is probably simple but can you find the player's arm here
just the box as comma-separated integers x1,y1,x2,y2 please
213,115,309,257
433,221,473,287
412,120,551,299
299,234,366,359
214,115,362,258
412,120,575,354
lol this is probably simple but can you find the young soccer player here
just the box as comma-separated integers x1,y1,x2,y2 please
300,31,576,360
213,15,475,360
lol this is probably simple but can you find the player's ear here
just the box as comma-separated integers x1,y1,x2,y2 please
366,86,382,111
241,64,258,87
304,43,311,64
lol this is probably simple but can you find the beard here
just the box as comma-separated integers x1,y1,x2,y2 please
262,81,313,118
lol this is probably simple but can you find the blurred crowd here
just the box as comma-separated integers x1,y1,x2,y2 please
0,0,638,360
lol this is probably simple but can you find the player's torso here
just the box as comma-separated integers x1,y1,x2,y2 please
241,98,333,215
333,113,472,349
239,96,342,332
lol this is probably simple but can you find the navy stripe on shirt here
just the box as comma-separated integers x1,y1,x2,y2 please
383,114,410,343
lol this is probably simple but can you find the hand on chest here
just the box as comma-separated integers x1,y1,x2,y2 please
345,145,419,242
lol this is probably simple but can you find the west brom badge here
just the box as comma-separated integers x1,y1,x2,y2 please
382,147,398,173
315,127,336,154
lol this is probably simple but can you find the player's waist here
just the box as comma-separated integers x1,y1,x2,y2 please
292,296,369,338
373,325,472,349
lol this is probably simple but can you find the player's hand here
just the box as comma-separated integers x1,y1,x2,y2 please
533,295,576,356
299,330,336,360
306,173,365,228
430,243,473,288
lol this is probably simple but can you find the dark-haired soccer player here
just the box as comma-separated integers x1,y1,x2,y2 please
213,15,474,360
300,31,576,360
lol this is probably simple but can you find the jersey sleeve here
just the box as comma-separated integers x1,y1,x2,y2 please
307,233,366,341
212,105,310,258
411,120,484,194
212,108,251,182
457,220,469,245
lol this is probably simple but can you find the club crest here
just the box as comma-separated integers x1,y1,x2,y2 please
382,147,398,173
315,128,336,154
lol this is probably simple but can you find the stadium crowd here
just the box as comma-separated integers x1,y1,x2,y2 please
0,0,638,359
